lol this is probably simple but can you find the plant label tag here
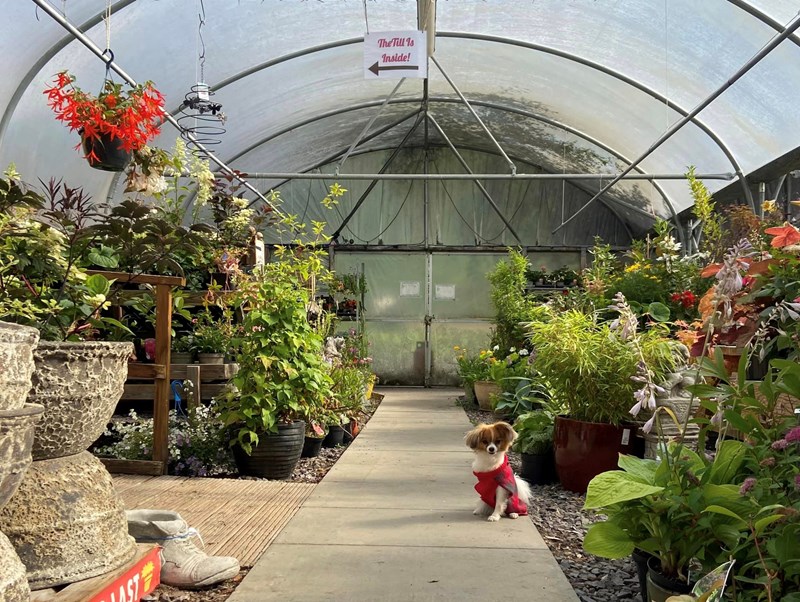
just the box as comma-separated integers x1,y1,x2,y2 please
621,429,631,446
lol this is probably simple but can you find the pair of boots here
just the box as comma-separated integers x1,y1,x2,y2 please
126,509,240,589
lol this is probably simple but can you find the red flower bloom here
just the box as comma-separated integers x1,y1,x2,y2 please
43,71,165,156
765,224,800,248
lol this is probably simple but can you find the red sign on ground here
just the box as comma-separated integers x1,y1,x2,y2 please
90,545,161,602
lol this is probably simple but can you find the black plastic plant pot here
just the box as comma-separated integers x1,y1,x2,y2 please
301,436,324,458
519,450,557,485
646,557,694,602
322,425,345,448
81,131,132,172
232,421,304,480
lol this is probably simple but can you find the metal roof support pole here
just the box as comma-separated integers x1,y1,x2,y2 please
242,172,733,181
28,0,286,220
430,56,516,175
336,78,406,175
553,11,800,234
427,113,523,245
331,112,425,242
278,109,422,188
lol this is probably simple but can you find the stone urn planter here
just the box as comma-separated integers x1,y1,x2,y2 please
0,451,136,590
0,321,39,411
474,380,501,411
0,530,29,602
0,404,44,511
28,341,133,459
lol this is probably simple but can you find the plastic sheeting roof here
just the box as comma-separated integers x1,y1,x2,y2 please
2,0,799,236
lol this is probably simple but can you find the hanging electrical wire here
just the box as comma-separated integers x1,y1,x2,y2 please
177,0,226,156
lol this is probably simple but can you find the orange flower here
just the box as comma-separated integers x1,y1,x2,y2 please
765,224,800,248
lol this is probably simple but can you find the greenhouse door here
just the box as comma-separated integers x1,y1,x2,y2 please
333,252,502,386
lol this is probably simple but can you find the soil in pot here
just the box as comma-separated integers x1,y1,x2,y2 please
233,421,305,480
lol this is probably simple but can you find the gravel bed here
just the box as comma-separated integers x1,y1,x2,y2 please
463,404,642,602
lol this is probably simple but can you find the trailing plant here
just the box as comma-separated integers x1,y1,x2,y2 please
44,71,165,158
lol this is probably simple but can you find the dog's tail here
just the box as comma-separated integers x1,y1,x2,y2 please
515,475,533,507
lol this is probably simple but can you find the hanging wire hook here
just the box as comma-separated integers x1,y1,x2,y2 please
101,48,115,66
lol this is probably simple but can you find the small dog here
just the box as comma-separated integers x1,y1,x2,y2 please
465,422,532,522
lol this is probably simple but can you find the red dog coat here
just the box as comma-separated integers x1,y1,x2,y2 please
473,455,528,515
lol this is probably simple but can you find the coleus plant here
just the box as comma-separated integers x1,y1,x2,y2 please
44,71,165,162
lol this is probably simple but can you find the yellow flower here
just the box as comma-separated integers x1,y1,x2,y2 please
762,200,777,213
625,262,641,273
453,345,461,351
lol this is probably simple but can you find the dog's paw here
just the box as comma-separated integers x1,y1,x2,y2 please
508,512,519,519
487,514,500,522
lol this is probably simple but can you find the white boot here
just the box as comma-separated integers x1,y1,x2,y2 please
126,509,240,589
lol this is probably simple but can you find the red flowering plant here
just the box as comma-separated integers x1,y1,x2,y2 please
44,71,165,163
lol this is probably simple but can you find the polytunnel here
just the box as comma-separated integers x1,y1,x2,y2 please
2,0,800,385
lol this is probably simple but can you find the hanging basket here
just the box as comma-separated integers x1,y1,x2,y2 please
81,131,132,172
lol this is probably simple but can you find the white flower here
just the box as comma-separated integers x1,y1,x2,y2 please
509,347,516,353
492,345,499,351
519,349,529,356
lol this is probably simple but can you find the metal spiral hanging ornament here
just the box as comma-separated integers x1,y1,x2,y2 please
178,0,225,156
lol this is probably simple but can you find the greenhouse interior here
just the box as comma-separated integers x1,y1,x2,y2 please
0,1,799,601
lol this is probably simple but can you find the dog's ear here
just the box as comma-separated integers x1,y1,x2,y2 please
494,422,517,445
464,425,483,449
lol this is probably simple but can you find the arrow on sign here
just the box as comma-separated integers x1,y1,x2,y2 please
368,61,420,76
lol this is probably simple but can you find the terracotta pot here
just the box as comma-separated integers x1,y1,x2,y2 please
0,404,44,511
28,341,133,460
553,416,638,493
0,530,29,602
0,322,39,412
474,380,501,411
233,421,305,480
0,451,136,590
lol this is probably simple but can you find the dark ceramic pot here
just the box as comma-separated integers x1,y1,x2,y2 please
553,416,637,493
81,131,132,172
233,421,305,480
646,557,694,602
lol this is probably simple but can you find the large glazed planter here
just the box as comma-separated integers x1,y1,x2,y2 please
0,451,136,590
0,530,29,602
0,404,44,511
233,421,305,480
28,341,133,460
0,321,39,412
553,416,637,493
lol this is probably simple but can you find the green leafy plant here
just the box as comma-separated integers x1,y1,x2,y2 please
487,249,539,351
218,216,334,454
453,345,490,385
513,410,555,455
527,309,680,425
494,375,550,419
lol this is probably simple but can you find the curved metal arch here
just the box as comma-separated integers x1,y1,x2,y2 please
330,143,636,240
725,0,800,44
437,31,754,207
0,0,137,147
200,30,750,208
228,95,680,229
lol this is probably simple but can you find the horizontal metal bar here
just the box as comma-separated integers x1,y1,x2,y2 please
241,172,733,181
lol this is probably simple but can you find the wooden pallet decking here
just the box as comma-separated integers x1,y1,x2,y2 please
112,475,316,567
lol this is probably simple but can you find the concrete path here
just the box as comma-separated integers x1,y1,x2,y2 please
229,388,579,602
